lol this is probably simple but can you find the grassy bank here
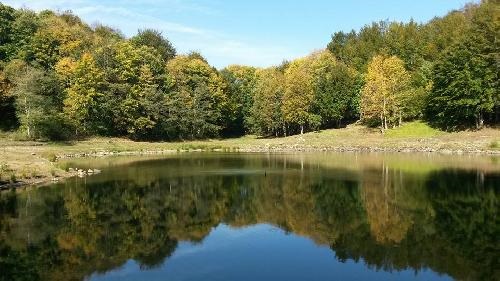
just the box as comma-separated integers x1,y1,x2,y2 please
1,122,499,188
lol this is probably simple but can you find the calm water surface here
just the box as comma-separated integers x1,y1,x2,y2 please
0,153,499,281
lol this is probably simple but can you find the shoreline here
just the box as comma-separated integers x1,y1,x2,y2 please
58,145,499,159
1,145,499,191
1,124,499,190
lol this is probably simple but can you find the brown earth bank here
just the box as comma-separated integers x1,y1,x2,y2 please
1,123,499,189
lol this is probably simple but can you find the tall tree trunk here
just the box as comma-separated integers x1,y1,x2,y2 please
24,97,31,139
476,111,484,129
380,114,384,134
382,96,387,132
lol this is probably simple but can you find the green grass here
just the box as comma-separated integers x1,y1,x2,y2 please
43,152,58,162
384,121,444,138
489,140,499,149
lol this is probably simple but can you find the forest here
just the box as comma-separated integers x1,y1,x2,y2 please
0,0,498,141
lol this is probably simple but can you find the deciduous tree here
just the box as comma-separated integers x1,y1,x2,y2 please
131,29,176,62
283,58,318,134
63,53,104,134
309,51,361,128
426,1,499,129
361,55,411,131
165,55,227,139
220,65,257,136
251,68,285,136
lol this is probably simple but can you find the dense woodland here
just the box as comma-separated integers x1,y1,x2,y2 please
0,1,498,141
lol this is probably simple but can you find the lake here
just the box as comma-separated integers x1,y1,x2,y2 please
0,153,499,281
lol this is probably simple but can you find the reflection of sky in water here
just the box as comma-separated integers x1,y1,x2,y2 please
6,153,495,281
90,224,452,281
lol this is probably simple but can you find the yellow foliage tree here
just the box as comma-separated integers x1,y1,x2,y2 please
251,68,285,136
361,55,410,131
63,53,104,134
55,57,77,86
283,58,316,134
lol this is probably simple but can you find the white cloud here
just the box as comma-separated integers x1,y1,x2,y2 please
2,0,86,11
74,5,207,35
118,0,220,15
191,39,299,69
2,0,297,68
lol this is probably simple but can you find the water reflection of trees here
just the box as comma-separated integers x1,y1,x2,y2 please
0,157,498,281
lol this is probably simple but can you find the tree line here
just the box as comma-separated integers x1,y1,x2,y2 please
0,0,498,141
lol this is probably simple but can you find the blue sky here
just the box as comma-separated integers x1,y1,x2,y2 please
3,0,473,68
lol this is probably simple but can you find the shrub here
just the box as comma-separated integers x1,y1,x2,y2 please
9,173,16,183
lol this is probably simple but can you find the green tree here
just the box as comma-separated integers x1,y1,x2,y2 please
327,21,388,71
165,55,227,139
422,7,472,61
426,1,499,129
220,65,257,136
113,41,165,86
92,24,124,43
7,61,71,140
385,20,425,71
90,41,166,137
119,65,166,140
309,51,361,128
0,67,18,130
0,3,16,61
405,60,434,120
131,29,176,62
7,9,41,61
